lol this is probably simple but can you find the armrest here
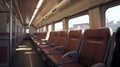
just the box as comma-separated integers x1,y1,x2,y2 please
61,51,78,62
92,63,105,67
47,46,64,55
51,46,64,51
56,51,78,66
46,43,56,47
56,60,75,66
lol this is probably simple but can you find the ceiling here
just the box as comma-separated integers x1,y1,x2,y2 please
6,0,112,28
13,0,62,28
13,0,39,26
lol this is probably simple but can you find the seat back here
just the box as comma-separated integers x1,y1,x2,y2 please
47,31,54,42
78,28,110,66
41,32,47,39
57,30,68,46
36,32,42,39
64,30,82,53
51,31,61,44
110,27,120,67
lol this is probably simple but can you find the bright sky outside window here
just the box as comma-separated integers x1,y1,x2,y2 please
26,29,30,33
106,5,120,32
48,24,52,32
68,14,89,30
37,29,39,32
40,28,43,32
55,21,63,31
43,26,46,32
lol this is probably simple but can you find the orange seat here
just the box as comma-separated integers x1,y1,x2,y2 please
58,28,110,67
39,31,61,49
47,30,82,66
109,27,120,67
31,32,47,45
40,32,47,39
42,30,68,55
38,31,54,45
31,33,42,45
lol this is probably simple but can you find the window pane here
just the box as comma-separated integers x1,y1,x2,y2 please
37,29,39,32
68,14,89,30
26,29,29,33
43,26,46,32
48,24,52,32
55,21,63,31
40,28,42,32
106,5,120,32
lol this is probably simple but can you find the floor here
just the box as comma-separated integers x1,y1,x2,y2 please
12,39,47,67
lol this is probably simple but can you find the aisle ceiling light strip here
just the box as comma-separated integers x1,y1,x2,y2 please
28,0,43,26
35,0,70,25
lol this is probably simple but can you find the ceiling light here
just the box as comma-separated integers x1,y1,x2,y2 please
36,0,43,8
28,0,43,26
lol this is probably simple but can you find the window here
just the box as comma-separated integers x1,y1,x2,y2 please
43,26,46,32
37,28,39,32
106,5,120,32
68,14,89,30
55,21,63,31
26,29,30,33
40,28,43,32
48,24,52,32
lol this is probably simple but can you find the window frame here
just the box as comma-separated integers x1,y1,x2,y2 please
68,14,89,30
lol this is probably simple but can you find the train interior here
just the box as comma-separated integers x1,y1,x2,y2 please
0,0,120,67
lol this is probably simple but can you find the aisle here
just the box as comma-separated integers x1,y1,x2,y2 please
12,40,46,67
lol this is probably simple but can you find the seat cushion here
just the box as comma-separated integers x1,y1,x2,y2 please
48,54,72,64
42,48,60,54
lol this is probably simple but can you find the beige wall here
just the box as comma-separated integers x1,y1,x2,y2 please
89,7,102,28
62,18,68,30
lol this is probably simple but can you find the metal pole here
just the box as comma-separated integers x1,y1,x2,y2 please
9,0,12,66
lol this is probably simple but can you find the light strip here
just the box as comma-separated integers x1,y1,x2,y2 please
34,0,70,26
28,0,43,26
36,0,43,8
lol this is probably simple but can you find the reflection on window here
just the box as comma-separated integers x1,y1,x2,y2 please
26,29,29,33
55,21,63,31
106,5,120,32
48,24,52,32
68,15,89,30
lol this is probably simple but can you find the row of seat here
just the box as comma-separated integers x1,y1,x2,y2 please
31,32,47,43
30,27,117,67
